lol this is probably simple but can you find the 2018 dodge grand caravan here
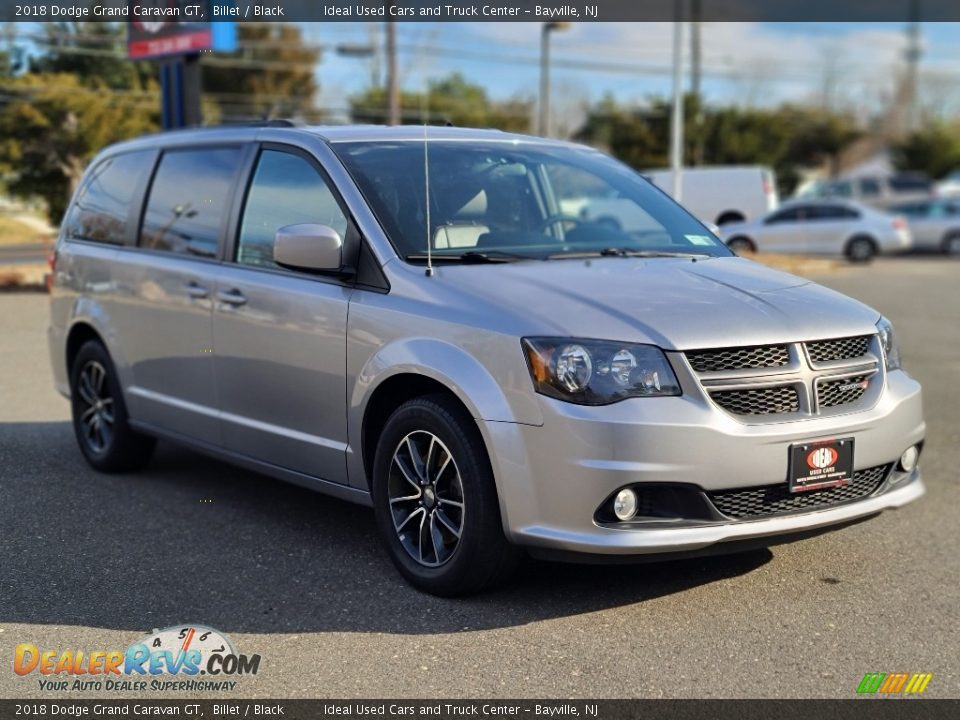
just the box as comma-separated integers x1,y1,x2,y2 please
49,125,925,595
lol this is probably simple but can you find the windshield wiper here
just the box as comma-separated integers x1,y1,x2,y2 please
404,250,534,264
544,248,711,260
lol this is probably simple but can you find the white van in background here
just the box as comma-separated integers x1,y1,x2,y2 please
643,166,779,226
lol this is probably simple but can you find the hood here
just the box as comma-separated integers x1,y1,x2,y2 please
410,256,880,350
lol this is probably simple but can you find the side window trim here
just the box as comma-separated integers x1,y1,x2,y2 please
228,141,358,278
124,149,160,247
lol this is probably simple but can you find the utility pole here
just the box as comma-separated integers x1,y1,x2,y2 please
905,0,922,133
670,6,685,201
538,22,569,137
385,12,400,125
690,0,703,166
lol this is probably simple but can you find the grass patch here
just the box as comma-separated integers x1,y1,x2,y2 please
0,215,51,246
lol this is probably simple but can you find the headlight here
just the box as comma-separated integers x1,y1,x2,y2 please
876,316,901,371
522,337,681,405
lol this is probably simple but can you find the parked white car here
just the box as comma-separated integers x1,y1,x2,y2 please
643,166,779,226
891,198,960,254
720,199,912,262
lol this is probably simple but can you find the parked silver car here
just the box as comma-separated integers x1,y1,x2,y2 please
721,199,912,261
49,125,925,595
795,174,934,210
890,198,960,254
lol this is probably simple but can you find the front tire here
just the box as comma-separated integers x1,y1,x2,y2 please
371,395,520,596
845,235,877,263
70,340,155,472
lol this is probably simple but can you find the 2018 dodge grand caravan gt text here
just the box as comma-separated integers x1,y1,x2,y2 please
49,125,925,596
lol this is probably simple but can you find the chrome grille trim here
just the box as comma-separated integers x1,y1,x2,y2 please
681,335,882,422
707,464,891,520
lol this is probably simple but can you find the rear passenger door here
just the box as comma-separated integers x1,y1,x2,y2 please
109,145,245,445
212,145,353,484
760,206,807,252
804,204,858,254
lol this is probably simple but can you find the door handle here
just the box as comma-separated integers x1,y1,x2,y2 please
186,282,209,299
216,288,247,307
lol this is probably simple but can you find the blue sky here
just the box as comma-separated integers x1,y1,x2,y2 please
306,21,960,127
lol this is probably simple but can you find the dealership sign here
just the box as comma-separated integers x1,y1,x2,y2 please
127,2,213,60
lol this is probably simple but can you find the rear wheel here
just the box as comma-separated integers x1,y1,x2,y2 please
942,232,960,256
70,341,155,472
726,236,756,255
845,235,877,263
371,395,520,596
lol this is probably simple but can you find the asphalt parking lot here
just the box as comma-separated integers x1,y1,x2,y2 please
1,256,957,700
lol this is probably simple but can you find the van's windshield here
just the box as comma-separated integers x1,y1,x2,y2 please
333,140,732,263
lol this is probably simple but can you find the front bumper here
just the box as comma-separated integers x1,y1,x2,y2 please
480,369,925,556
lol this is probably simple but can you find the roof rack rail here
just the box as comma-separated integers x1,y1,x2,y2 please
216,119,303,128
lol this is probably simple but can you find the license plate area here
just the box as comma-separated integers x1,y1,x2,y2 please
788,438,854,493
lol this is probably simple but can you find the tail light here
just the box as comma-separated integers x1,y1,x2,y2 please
762,174,773,196
46,248,57,293
892,216,908,231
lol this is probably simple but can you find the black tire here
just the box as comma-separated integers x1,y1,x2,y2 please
845,235,877,263
726,236,756,255
942,232,960,256
70,340,156,473
371,394,521,596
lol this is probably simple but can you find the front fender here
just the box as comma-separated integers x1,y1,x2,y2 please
352,336,544,423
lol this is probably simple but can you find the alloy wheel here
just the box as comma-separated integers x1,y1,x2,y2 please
387,430,465,567
76,360,115,454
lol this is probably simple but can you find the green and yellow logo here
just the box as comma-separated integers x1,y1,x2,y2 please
857,672,933,696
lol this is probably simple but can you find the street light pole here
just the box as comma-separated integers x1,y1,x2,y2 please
670,8,685,201
386,12,400,125
538,22,569,137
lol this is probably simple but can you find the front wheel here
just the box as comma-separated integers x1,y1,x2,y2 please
371,395,520,596
70,340,155,472
845,235,877,263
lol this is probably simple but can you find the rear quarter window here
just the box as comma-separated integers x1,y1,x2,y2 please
64,150,155,245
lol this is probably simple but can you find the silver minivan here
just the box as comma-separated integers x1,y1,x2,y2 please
49,125,925,595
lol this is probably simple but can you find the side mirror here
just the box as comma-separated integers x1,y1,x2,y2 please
273,224,343,272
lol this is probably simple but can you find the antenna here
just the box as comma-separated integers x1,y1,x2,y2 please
423,122,434,277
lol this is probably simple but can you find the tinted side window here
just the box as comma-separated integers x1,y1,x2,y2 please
766,207,803,224
858,178,881,196
810,205,858,220
237,150,348,270
889,176,931,193
140,147,242,258
65,151,154,245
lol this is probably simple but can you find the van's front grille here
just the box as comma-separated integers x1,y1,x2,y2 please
686,344,789,373
684,334,881,422
711,385,800,416
817,375,871,408
707,464,890,520
806,335,871,364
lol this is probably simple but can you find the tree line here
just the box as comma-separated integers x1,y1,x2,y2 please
1,22,957,222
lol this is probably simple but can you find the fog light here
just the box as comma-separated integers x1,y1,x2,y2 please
613,488,638,521
899,446,919,473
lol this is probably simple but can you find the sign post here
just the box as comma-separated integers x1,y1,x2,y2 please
127,2,236,130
